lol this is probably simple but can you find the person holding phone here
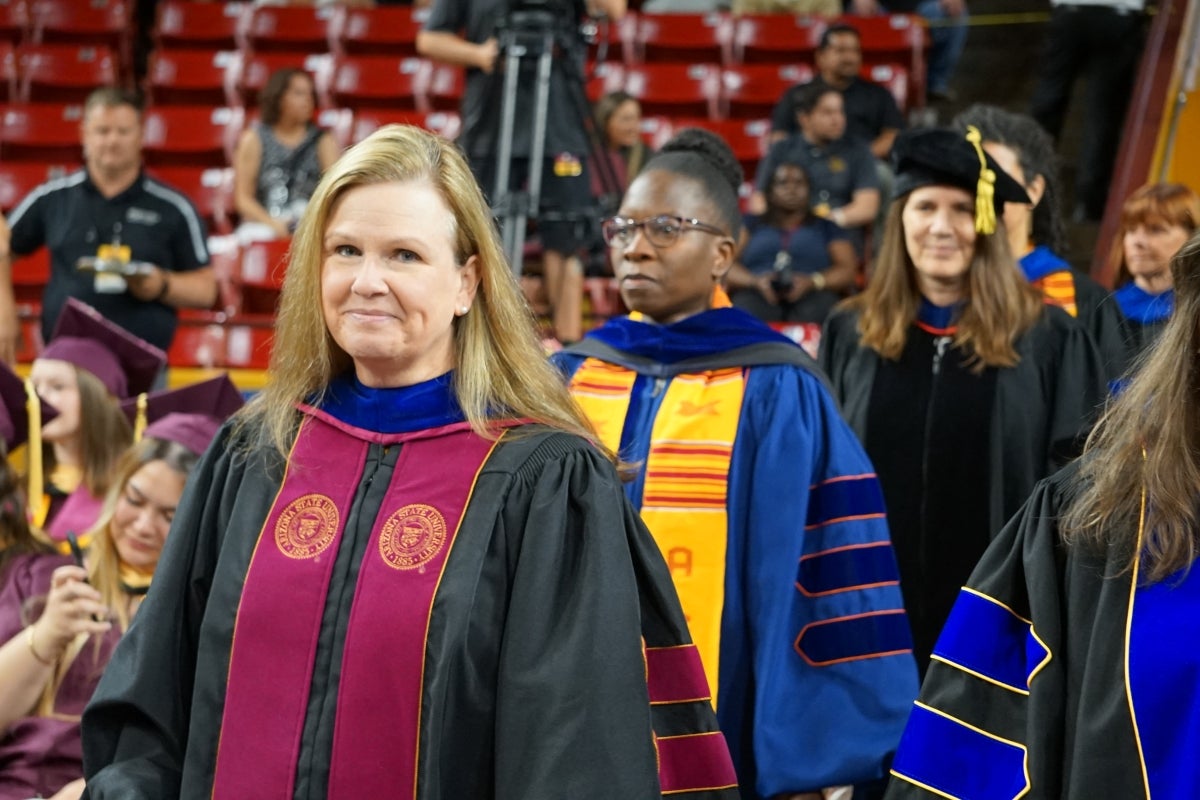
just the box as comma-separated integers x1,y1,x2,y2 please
0,377,241,800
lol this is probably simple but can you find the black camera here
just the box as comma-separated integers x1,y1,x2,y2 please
770,251,794,296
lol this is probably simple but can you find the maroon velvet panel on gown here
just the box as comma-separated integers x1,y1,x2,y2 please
0,553,120,800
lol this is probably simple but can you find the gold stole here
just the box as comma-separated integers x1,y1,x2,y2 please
569,359,746,701
1033,271,1078,317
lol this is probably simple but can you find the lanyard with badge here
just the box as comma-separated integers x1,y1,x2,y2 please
76,221,154,293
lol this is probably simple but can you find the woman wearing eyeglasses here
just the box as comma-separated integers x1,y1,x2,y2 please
554,128,918,800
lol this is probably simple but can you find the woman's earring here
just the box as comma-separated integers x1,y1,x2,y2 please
459,306,469,315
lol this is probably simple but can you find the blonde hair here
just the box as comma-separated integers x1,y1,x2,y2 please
35,436,197,715
234,124,602,457
845,198,1043,371
1063,230,1200,583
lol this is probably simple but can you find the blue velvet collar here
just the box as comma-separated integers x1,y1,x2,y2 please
1115,282,1174,325
917,296,963,333
315,371,465,434
1020,245,1070,283
582,307,796,363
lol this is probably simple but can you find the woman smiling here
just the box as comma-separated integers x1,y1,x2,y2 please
819,126,1107,676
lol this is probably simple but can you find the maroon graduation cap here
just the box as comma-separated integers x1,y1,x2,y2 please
0,363,58,451
120,374,245,456
39,298,167,399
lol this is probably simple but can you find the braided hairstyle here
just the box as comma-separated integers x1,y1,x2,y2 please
646,127,744,239
953,104,1066,255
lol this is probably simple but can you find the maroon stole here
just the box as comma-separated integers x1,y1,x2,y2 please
211,411,500,800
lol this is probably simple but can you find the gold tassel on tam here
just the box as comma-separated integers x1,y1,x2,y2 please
23,378,45,528
133,392,148,442
965,125,997,235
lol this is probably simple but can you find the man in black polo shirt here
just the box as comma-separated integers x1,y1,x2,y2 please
754,84,880,256
0,88,217,356
769,23,905,160
417,0,625,344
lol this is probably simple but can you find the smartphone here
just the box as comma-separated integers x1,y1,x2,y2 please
66,532,101,622
66,532,86,571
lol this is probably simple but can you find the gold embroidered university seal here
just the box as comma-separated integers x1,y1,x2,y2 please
379,504,447,570
274,494,339,560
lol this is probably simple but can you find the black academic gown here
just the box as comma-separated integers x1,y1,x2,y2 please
884,464,1151,798
819,306,1106,670
80,408,738,800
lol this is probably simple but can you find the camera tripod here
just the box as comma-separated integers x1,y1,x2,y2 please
489,6,623,277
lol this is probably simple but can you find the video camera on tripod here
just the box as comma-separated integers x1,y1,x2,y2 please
489,0,623,276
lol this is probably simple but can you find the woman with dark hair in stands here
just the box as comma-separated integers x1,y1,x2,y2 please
726,158,857,325
954,103,1128,384
820,126,1106,676
233,68,340,242
591,91,653,211
1108,182,1200,359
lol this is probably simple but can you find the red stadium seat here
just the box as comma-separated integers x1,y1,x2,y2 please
235,52,331,111
27,0,132,72
632,13,732,65
864,62,909,113
146,166,234,236
0,1,30,46
350,109,461,144
154,0,244,52
11,247,49,304
0,102,84,161
145,49,239,107
168,311,229,368
615,63,722,120
637,114,674,149
669,117,771,176
0,42,14,103
238,237,290,317
838,14,926,104
424,63,463,112
238,4,334,55
223,319,274,369
141,105,244,168
586,15,633,66
315,106,354,148
730,15,824,65
325,54,429,111
586,60,624,103
329,5,429,57
0,160,78,213
721,63,813,120
15,43,117,103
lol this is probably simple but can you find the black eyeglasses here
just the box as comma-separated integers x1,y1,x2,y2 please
600,215,729,248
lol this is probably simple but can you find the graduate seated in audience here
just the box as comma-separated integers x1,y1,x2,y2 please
0,365,57,588
726,158,858,325
819,127,1107,677
886,228,1200,800
1109,182,1200,360
555,128,918,800
233,67,340,244
0,376,242,800
29,299,166,549
81,124,736,800
954,104,1129,386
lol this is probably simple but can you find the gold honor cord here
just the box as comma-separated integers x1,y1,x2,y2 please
23,378,44,528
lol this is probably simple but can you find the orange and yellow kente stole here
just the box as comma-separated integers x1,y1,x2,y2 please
1032,271,1078,317
569,361,746,702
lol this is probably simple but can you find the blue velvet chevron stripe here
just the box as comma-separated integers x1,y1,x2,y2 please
891,702,1030,800
805,474,886,530
795,609,912,666
796,542,900,597
931,588,1050,694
